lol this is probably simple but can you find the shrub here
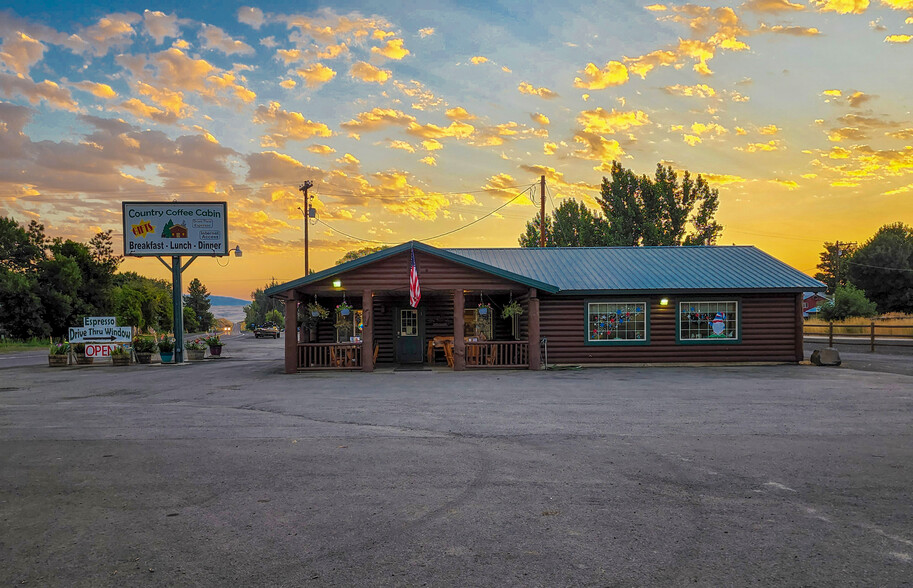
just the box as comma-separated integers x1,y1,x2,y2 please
111,345,129,357
132,335,158,353
203,334,222,347
819,284,878,321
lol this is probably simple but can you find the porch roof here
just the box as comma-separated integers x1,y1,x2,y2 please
266,241,825,298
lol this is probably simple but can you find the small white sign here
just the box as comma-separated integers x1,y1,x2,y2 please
84,344,115,358
69,326,132,343
84,316,116,328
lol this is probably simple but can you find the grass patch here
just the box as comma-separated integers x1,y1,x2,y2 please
805,314,913,337
0,338,54,353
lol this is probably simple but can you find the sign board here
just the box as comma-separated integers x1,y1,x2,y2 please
84,344,115,358
69,326,133,343
84,316,116,328
122,201,228,257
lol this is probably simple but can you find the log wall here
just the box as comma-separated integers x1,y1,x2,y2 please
540,293,801,364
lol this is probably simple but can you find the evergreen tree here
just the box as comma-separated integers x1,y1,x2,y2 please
519,199,609,247
599,161,722,246
814,242,857,295
244,279,285,327
184,278,214,332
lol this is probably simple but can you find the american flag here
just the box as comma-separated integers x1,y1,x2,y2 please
409,248,421,308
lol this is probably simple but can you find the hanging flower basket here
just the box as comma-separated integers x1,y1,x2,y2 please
307,301,328,319
502,300,523,319
477,303,491,316
336,301,353,317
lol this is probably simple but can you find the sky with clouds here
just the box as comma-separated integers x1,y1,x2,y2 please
1,0,911,297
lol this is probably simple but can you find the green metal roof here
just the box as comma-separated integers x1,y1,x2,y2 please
445,246,825,293
264,241,559,297
266,241,825,297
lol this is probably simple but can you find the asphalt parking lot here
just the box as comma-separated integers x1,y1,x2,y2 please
1,335,911,586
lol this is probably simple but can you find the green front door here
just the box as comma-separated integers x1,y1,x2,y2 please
394,307,425,363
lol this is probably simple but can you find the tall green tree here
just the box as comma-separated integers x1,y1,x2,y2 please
336,245,389,265
244,279,285,327
519,199,609,247
598,161,722,246
184,278,214,332
0,217,47,272
113,272,172,332
814,241,858,295
847,222,913,313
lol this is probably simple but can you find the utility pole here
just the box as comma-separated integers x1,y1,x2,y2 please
299,180,314,275
539,174,546,247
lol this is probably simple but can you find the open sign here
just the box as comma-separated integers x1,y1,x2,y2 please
84,344,114,358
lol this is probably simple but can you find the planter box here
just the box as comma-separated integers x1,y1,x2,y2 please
186,349,205,361
135,352,153,364
48,355,69,367
112,355,131,366
75,354,93,365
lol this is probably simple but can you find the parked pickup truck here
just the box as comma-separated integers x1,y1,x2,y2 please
254,323,280,339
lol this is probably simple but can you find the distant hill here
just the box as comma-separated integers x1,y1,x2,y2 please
209,295,249,306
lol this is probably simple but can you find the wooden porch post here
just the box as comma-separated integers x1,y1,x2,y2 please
284,294,299,374
795,292,804,363
528,287,541,370
453,289,465,371
362,289,374,372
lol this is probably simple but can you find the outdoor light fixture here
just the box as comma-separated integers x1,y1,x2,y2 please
333,279,342,288
660,298,669,306
232,245,242,258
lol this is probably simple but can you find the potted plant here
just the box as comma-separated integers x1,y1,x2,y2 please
501,299,523,319
158,335,175,363
336,301,353,317
72,342,93,365
477,302,491,316
132,335,158,364
111,345,131,366
48,341,70,367
185,338,207,361
307,301,329,319
204,334,223,357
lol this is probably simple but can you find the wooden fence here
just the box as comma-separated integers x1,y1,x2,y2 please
803,322,913,351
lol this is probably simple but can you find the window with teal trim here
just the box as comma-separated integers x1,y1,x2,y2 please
587,302,646,342
679,301,738,341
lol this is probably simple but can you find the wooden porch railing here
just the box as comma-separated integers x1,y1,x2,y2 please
297,342,362,370
465,340,529,368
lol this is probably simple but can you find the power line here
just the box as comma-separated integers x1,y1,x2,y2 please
844,259,913,273
315,184,537,245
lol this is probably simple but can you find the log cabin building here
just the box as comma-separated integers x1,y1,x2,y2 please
265,241,825,373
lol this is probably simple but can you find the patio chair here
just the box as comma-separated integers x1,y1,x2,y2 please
443,340,454,368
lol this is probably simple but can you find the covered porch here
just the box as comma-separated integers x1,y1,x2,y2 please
283,288,540,372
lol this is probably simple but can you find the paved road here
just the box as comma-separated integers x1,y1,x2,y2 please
1,334,911,586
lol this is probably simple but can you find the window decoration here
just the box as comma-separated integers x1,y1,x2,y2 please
679,301,738,341
587,302,646,342
336,309,364,342
464,308,492,340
